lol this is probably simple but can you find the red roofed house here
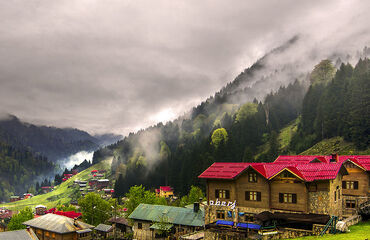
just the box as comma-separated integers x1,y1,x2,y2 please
275,154,370,216
155,186,174,198
198,157,353,239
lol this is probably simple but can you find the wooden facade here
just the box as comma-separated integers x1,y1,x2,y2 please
206,168,343,220
341,160,370,216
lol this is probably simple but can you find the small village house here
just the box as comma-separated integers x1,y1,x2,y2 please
10,196,20,202
128,203,204,240
155,186,174,198
35,205,47,215
108,216,132,238
96,179,109,189
23,213,93,240
94,223,114,239
41,186,53,194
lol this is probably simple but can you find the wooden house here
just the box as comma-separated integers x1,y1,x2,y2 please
94,224,114,239
199,160,348,239
274,155,370,216
96,179,109,189
155,186,174,198
128,203,204,240
35,205,47,215
10,196,21,202
23,213,94,240
108,217,132,238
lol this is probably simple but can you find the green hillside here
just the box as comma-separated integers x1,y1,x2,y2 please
0,158,112,211
300,136,370,155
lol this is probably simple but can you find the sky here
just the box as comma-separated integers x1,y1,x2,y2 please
0,0,369,135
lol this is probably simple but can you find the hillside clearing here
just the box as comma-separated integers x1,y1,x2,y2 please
0,158,112,211
300,137,370,155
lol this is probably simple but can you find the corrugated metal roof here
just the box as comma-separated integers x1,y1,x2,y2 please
23,213,93,234
198,158,353,182
0,229,39,240
274,155,370,171
128,204,204,227
198,162,251,179
94,224,113,232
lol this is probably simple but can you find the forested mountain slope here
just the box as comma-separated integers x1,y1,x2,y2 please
93,56,369,196
0,115,121,161
0,141,54,201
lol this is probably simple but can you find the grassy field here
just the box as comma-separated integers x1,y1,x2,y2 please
0,159,112,211
286,220,370,240
300,136,370,155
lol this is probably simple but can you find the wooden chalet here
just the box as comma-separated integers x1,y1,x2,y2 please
274,155,370,216
199,159,349,239
23,213,93,240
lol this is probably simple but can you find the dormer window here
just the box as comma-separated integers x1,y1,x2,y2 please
248,173,257,182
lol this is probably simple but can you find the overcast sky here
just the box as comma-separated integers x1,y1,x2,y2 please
0,0,369,135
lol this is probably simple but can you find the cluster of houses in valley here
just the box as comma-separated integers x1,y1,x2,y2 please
74,169,114,199
0,154,369,240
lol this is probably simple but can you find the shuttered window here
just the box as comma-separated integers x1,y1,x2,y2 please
279,193,297,203
215,189,230,199
245,191,261,201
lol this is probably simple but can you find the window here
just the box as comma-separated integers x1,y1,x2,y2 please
248,173,257,182
334,191,337,201
279,193,297,203
245,191,261,201
216,210,225,219
138,222,142,229
342,181,358,189
215,189,230,199
346,200,356,208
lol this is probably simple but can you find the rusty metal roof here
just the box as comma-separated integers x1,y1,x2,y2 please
0,229,39,240
23,213,93,234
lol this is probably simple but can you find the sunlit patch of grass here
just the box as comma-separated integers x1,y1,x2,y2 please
1,159,112,211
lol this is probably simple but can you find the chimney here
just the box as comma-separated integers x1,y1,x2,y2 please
330,153,339,162
193,202,200,213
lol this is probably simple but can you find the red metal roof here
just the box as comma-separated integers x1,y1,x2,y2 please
198,162,251,179
159,186,173,192
275,155,370,171
198,156,359,181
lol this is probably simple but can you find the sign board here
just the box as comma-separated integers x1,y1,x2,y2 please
209,199,236,209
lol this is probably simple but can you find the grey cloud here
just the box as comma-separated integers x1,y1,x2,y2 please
0,0,369,134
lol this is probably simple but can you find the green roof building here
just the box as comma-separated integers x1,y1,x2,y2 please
128,203,204,240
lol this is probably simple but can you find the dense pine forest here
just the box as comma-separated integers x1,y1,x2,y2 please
0,141,54,201
93,56,370,197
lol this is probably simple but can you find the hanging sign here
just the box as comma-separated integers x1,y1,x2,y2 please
209,199,236,209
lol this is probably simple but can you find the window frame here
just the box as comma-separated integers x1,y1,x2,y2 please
279,193,297,203
248,173,257,183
